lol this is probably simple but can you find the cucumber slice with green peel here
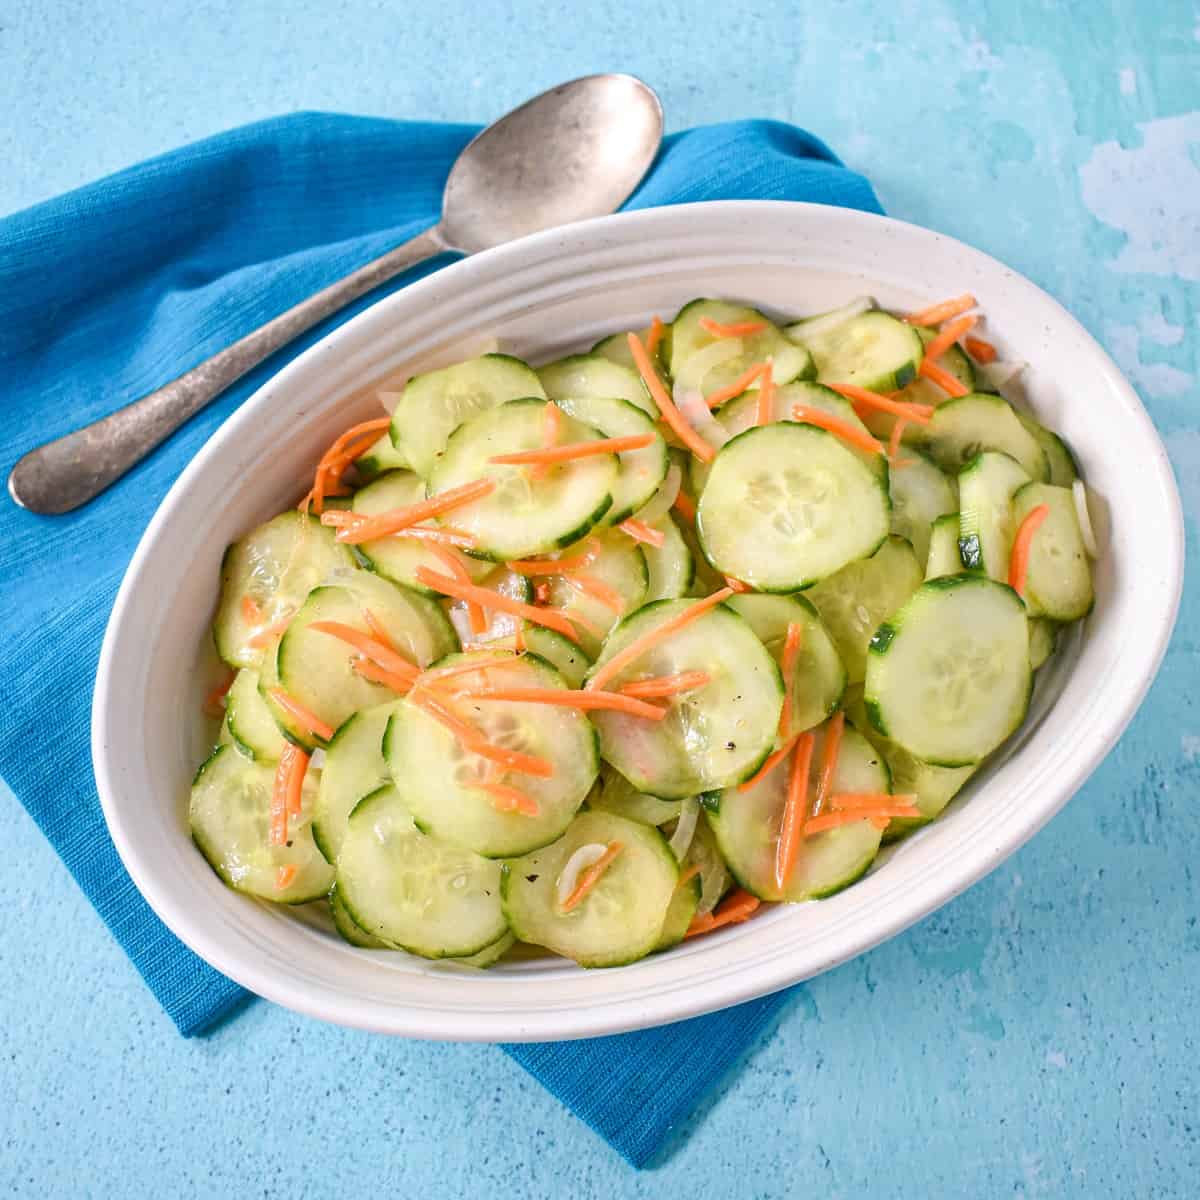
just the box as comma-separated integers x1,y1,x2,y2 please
726,593,847,734
806,535,923,684
226,668,288,762
389,353,545,479
427,399,617,560
802,310,924,393
444,565,532,647
592,326,669,374
680,517,726,597
586,600,783,798
447,931,517,969
784,297,876,342
587,765,682,826
1018,414,1079,486
1029,617,1058,670
637,514,693,602
655,873,701,951
669,299,813,396
355,433,409,483
696,423,890,592
708,721,888,902
553,395,668,523
351,470,491,594
213,512,357,670
384,651,598,857
926,513,963,579
924,393,1049,481
473,625,592,688
537,354,657,419
864,576,1032,766
544,529,648,657
313,702,399,863
888,451,957,563
337,786,508,959
189,745,334,903
957,451,1032,580
501,810,679,968
330,884,390,947
1011,482,1094,620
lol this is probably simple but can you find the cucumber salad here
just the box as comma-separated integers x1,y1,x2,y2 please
193,293,1099,969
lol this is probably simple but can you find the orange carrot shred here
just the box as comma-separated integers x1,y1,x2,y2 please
626,332,717,463
302,417,393,514
791,405,885,455
487,433,656,467
777,621,805,739
677,863,702,888
889,417,909,465
618,671,710,699
645,316,666,355
507,550,596,575
618,518,666,549
923,313,978,362
827,382,934,424
418,657,512,688
308,621,419,682
705,362,768,409
964,335,997,364
755,359,775,427
352,658,416,694
1008,503,1050,597
724,576,751,593
811,712,844,817
803,811,880,836
282,743,310,818
275,864,298,890
566,572,625,613
917,358,970,398
904,293,976,327
430,544,487,634
699,316,767,339
202,674,234,718
247,613,293,649
829,793,921,819
479,781,540,817
560,842,623,912
269,757,290,847
362,609,398,654
530,402,565,481
241,594,264,623
331,478,495,544
672,490,697,523
738,733,801,793
776,731,816,891
414,567,581,643
266,688,336,742
546,605,605,638
408,689,555,778
448,685,667,722
685,888,761,938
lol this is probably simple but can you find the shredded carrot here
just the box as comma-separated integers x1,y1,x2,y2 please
247,613,293,648
888,417,909,466
964,335,997,364
533,582,551,605
737,733,801,792
777,621,805,738
677,863,702,888
699,316,767,339
705,362,768,409
724,576,751,593
352,658,417,694
241,594,264,623
506,550,596,575
530,401,566,481
450,686,667,722
791,405,885,456
330,478,495,544
803,811,880,836
904,293,976,327
560,841,623,912
546,605,605,638
1008,503,1050,597
618,518,666,549
868,815,891,830
414,567,581,642
362,608,398,654
418,657,512,688
321,511,478,548
407,689,555,778
812,711,844,817
672,490,697,523
513,623,526,653
776,730,816,891
830,793,921,819
282,743,310,818
300,417,393,514
266,688,336,742
685,888,761,938
626,332,717,463
202,674,234,718
308,620,419,682
269,757,290,847
587,587,734,692
923,313,979,362
756,359,775,427
274,864,298,891
827,382,933,424
487,432,656,467
645,316,666,355
429,544,487,634
618,671,711,699
917,358,970,398
565,571,625,613
479,781,540,817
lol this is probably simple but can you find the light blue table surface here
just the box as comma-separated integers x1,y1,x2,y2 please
3,2,1197,1195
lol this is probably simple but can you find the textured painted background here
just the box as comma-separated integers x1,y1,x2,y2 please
2,1,1198,1195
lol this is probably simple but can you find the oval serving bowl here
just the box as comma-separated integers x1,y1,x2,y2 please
93,201,1184,1041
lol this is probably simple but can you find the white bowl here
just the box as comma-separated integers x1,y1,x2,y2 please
93,201,1183,1041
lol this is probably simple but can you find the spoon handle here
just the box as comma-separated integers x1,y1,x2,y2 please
8,224,448,515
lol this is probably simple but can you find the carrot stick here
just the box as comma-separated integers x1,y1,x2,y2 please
545,605,605,638
530,401,565,481
274,864,298,891
790,405,885,455
449,686,667,722
487,433,656,467
829,793,921,818
685,888,761,938
352,658,417,694
618,671,711,699
407,689,555,777
269,756,290,847
565,572,625,613
618,518,666,548
803,811,879,836
724,576,751,593
677,863,701,888
202,674,234,718
755,359,775,427
301,417,393,514
267,688,336,741
626,332,717,463
904,294,976,326
923,313,978,361
917,358,970,398
705,363,768,409
812,711,844,817
418,657,513,688
964,335,997,364
645,316,666,355
560,842,623,911
1008,503,1049,597
429,544,487,634
479,781,540,817
247,613,293,648
699,316,767,338
308,620,419,682
775,730,816,891
321,512,478,548
361,608,398,654
888,417,910,466
777,620,804,738
241,595,264,623
282,743,310,818
330,478,495,544
672,490,697,523
414,567,581,642
587,587,734,692
737,733,801,793
506,550,596,575
827,382,934,424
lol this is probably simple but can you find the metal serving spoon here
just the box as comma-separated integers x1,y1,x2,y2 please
9,74,664,514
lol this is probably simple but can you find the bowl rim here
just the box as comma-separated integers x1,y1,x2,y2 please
92,199,1185,1040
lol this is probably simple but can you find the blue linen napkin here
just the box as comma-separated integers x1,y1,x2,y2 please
0,112,881,1167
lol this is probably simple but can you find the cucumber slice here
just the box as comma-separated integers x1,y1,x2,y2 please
655,873,701,951
501,810,679,968
427,399,617,560
554,395,668,523
225,668,288,762
330,883,390,947
926,513,963,579
726,593,847,734
679,514,727,597
784,297,875,342
586,599,782,798
957,451,1032,580
805,535,923,684
1018,414,1079,486
355,433,409,483
189,745,334,903
543,529,648,658
537,354,657,419
337,786,507,959
444,565,532,647
592,326,669,374
708,720,887,902
925,393,1049,481
351,470,491,594
384,651,598,856
265,573,456,747
641,514,694,601
802,311,924,393
473,626,592,688
1029,617,1058,670
588,764,682,826
865,576,1031,766
697,422,890,591
213,512,357,670
389,353,545,479
1012,482,1094,620
669,299,813,396
685,810,731,915
313,702,399,862
888,451,957,563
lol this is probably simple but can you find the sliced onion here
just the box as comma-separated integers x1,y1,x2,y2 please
978,359,1027,400
697,859,730,917
555,843,608,907
785,296,875,343
1073,478,1100,559
675,338,744,393
668,797,700,861
630,463,681,526
309,747,327,769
